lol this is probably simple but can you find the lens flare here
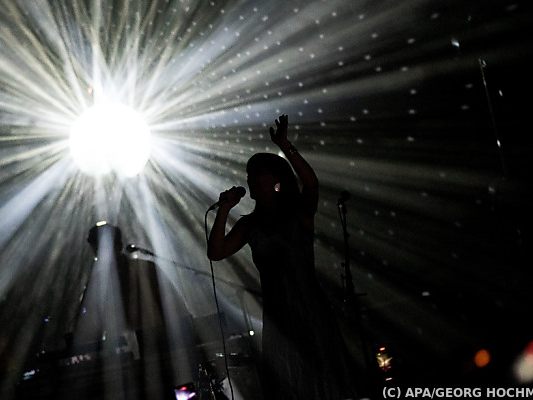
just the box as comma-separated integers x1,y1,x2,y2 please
473,349,491,368
69,103,151,177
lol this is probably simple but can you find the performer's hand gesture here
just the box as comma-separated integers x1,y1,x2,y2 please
269,114,289,148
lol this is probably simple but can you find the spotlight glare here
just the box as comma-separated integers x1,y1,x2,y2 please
69,103,151,177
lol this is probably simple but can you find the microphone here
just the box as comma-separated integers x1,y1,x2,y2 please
125,244,155,256
337,190,351,206
208,186,246,211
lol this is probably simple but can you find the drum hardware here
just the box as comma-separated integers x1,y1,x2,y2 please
193,361,229,400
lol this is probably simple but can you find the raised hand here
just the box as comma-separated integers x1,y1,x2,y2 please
269,114,289,148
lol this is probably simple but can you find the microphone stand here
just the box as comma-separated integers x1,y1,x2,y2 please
127,248,262,297
337,197,374,393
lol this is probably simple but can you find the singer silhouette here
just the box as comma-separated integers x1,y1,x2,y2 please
207,115,357,399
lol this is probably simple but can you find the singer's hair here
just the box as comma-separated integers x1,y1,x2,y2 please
246,153,300,214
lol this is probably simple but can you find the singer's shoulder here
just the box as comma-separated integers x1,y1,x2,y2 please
235,213,255,232
225,213,254,245
237,212,255,225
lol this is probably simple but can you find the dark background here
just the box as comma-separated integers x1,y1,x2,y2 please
1,0,532,398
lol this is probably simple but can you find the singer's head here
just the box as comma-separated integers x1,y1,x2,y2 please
87,222,123,255
246,153,299,213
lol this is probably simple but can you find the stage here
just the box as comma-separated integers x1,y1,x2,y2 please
1,0,532,399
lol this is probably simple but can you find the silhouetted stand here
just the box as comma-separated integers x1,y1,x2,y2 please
337,192,375,395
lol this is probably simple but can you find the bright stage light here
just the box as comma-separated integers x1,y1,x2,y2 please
69,103,151,177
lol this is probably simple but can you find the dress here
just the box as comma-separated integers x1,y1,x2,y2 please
246,211,356,399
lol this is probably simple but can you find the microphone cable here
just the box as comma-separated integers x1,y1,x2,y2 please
204,208,235,400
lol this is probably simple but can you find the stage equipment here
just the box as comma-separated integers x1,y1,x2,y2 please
125,243,156,256
203,204,238,400
195,361,230,400
336,190,375,391
174,382,197,400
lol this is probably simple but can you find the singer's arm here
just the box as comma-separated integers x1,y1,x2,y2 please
207,206,250,261
270,115,319,215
